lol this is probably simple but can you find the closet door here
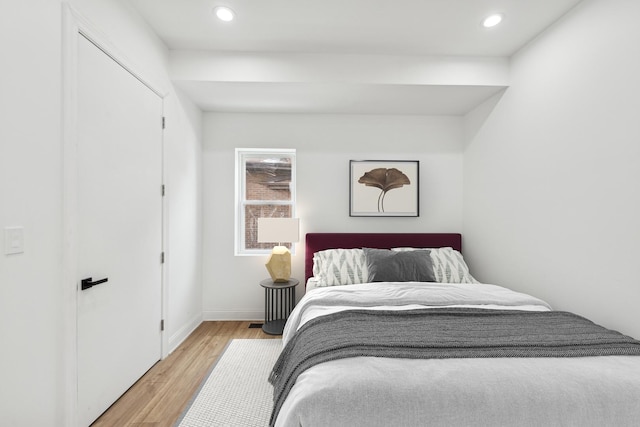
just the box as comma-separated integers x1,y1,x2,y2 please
76,33,163,426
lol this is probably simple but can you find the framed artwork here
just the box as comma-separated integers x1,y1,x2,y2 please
350,160,419,217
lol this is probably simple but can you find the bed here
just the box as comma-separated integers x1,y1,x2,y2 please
269,233,640,427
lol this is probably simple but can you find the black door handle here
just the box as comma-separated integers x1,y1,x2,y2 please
81,277,109,290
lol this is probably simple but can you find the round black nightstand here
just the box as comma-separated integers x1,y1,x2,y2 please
260,278,299,335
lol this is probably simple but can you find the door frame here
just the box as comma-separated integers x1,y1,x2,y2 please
61,4,169,425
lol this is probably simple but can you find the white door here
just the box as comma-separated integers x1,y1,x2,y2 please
76,34,163,426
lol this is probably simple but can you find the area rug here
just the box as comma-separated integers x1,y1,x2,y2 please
176,339,282,427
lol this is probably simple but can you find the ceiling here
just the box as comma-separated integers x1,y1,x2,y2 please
127,0,584,115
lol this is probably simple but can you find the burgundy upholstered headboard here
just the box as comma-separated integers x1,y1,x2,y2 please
305,233,462,284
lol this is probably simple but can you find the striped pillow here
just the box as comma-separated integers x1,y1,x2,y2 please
313,248,368,287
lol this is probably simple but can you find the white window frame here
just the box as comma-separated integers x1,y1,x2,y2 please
235,148,297,256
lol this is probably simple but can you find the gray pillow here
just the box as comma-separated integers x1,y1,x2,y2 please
363,248,436,283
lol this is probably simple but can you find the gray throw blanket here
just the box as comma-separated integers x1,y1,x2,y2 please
269,308,640,426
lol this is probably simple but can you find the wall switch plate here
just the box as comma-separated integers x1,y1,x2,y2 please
4,226,24,255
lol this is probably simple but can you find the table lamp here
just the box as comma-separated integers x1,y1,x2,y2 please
257,217,300,282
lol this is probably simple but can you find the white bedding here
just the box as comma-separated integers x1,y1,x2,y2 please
274,281,640,427
285,281,551,345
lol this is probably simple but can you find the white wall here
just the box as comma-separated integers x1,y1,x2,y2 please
0,2,64,425
163,87,203,351
0,1,202,425
463,0,640,339
203,113,463,319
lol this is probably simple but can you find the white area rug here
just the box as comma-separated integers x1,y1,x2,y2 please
176,339,282,427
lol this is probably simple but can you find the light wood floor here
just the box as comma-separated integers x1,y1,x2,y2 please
92,321,278,427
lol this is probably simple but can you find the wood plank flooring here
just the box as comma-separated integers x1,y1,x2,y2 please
91,321,279,426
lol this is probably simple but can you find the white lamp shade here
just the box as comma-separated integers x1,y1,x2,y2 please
257,218,300,243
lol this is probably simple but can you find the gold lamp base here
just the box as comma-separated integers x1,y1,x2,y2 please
265,246,292,282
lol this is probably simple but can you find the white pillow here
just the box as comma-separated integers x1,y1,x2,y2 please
392,247,479,284
313,248,368,287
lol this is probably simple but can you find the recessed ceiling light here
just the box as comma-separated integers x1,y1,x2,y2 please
213,6,235,22
482,13,503,28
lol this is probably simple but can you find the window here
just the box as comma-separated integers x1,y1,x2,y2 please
235,148,296,255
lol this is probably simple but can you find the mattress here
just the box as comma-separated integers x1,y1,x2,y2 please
271,282,640,427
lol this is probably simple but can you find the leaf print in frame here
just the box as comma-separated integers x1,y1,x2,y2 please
349,160,419,217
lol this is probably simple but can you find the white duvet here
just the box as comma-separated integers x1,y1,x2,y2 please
283,281,551,345
274,281,640,427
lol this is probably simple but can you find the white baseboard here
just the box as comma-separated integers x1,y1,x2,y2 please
202,310,263,321
168,312,203,354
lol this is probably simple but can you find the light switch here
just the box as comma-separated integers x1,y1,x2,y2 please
4,226,24,255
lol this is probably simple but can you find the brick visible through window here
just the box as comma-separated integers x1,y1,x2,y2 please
236,149,296,254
